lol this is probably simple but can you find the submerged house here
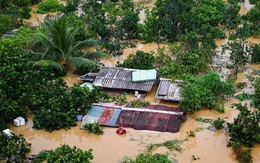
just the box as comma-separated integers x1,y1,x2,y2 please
90,66,157,92
155,78,183,102
81,103,184,133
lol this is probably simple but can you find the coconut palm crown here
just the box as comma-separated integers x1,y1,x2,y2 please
32,16,107,73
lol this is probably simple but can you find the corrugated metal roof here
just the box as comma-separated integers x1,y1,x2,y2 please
93,67,155,91
81,104,184,133
132,69,157,82
155,78,183,101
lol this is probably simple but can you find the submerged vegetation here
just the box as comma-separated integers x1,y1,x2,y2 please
0,133,31,163
0,0,260,162
34,144,93,163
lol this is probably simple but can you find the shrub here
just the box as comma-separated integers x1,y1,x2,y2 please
34,144,93,163
37,0,64,14
128,99,150,108
100,94,128,106
0,14,17,35
123,153,172,163
84,122,104,135
213,118,225,130
250,44,260,63
180,72,234,114
116,50,155,70
228,103,260,147
19,6,32,19
252,78,260,109
0,133,31,163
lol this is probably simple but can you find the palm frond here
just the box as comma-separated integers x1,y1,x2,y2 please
81,51,110,60
68,57,98,69
33,60,64,73
30,50,57,61
34,32,63,54
72,39,98,53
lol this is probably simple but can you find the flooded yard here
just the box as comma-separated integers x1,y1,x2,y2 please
9,0,260,162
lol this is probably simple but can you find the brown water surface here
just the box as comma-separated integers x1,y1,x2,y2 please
11,0,260,162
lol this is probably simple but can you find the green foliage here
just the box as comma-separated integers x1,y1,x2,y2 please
236,93,253,101
100,94,128,106
116,50,155,69
174,49,209,75
19,6,31,19
222,0,241,30
195,117,214,123
0,14,17,35
32,79,77,132
125,139,183,162
34,144,93,163
128,99,150,108
119,5,140,39
84,122,104,135
32,16,106,74
187,131,196,137
123,153,172,163
252,78,260,109
37,0,64,14
228,103,260,147
146,139,183,153
250,44,260,63
231,142,252,163
222,38,249,75
0,37,34,125
236,82,247,90
68,85,93,115
180,72,234,114
0,133,31,163
213,118,225,129
62,0,80,14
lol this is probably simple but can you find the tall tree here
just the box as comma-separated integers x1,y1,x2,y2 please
32,16,107,74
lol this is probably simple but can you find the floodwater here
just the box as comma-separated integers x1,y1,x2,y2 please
24,0,66,26
11,0,260,163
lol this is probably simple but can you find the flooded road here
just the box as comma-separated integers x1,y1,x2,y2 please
12,0,260,162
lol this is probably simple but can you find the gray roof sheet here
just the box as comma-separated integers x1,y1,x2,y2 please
93,67,154,91
155,78,183,101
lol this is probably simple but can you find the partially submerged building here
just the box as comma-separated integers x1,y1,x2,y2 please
155,78,183,102
81,103,184,133
87,66,157,92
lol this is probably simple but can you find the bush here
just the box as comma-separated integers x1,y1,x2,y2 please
228,103,260,147
84,122,104,135
128,99,150,108
0,14,17,35
252,78,260,109
34,144,93,163
100,94,128,106
250,44,260,63
213,118,225,129
37,0,64,14
19,6,32,19
116,50,155,70
0,133,31,163
124,153,172,163
180,72,234,114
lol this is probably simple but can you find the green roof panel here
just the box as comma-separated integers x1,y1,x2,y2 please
132,69,157,82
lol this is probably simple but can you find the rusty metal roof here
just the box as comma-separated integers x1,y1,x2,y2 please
93,67,155,91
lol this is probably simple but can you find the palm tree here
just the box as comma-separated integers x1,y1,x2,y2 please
32,16,108,73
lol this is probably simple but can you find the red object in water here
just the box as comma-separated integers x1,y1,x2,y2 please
116,127,126,135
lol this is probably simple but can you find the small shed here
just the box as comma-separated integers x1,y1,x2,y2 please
155,78,183,101
92,67,156,92
78,73,98,82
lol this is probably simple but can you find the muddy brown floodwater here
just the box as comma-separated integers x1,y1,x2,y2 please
11,0,260,162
